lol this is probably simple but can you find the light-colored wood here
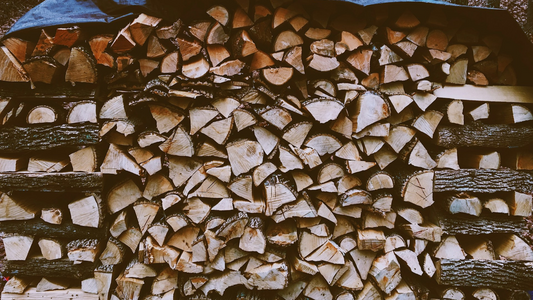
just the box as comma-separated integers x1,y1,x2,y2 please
68,194,102,228
38,238,64,260
369,252,402,294
495,234,533,261
434,236,466,259
3,235,34,260
507,191,532,217
27,106,57,124
434,84,533,103
37,278,70,292
3,276,31,294
67,239,102,263
446,194,482,216
0,193,39,221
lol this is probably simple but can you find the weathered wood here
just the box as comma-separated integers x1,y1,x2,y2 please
435,259,533,290
1,258,97,279
434,212,527,235
2,288,98,300
0,123,99,152
434,122,533,148
0,218,106,238
0,172,103,192
434,169,533,194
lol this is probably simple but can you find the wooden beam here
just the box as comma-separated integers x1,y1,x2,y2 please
2,288,98,300
434,169,533,194
1,258,97,279
0,218,107,239
434,84,533,104
0,124,100,152
436,259,533,290
0,172,103,192
434,122,533,148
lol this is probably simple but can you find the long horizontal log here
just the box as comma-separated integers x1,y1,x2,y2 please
0,172,103,192
434,84,533,104
1,258,97,279
433,212,527,235
434,169,533,194
434,122,533,148
0,124,100,152
436,259,533,290
0,218,107,238
2,288,99,300
0,83,98,100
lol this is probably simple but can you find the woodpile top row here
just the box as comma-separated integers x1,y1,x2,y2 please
0,0,533,300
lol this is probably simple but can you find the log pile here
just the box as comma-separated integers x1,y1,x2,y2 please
0,1,533,299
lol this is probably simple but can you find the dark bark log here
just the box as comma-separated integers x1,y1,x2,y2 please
434,169,533,194
432,212,527,235
0,123,100,152
0,172,103,192
0,84,98,100
0,218,107,239
436,259,533,290
434,122,533,148
1,258,97,279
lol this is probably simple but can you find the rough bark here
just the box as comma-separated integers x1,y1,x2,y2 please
434,213,527,235
434,122,533,148
0,123,99,152
0,218,107,238
434,169,533,193
0,172,103,192
436,259,533,290
1,258,97,279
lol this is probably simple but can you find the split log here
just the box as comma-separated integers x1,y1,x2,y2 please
396,170,434,208
0,46,29,82
38,238,65,260
3,276,31,294
444,194,482,216
3,235,34,261
349,92,390,133
507,191,533,217
494,234,533,261
67,239,102,263
369,252,402,294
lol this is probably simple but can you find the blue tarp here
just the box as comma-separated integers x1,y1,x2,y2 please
4,0,480,36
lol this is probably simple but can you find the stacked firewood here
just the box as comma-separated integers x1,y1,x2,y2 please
0,0,533,299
